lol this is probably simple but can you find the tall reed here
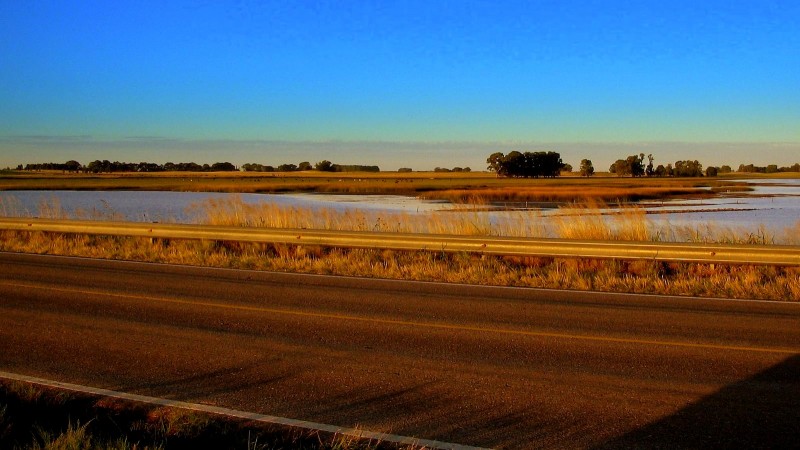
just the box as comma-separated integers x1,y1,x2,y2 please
186,195,800,244
187,196,503,236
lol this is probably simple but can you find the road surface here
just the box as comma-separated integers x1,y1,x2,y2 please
1,252,798,448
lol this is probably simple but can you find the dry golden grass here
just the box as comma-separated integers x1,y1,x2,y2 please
1,170,750,203
2,230,797,301
1,197,798,301
187,196,506,236
421,185,708,203
187,195,799,244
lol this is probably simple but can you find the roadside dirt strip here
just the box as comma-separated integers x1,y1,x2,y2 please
1,252,799,448
0,370,479,450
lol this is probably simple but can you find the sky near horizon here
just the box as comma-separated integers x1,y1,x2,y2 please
1,1,798,171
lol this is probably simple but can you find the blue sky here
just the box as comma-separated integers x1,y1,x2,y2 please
1,0,798,170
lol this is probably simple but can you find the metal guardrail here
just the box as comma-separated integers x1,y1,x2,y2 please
1,217,799,266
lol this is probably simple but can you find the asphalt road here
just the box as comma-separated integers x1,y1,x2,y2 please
1,252,798,448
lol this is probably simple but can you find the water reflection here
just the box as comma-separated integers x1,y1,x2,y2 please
1,179,798,239
0,190,458,223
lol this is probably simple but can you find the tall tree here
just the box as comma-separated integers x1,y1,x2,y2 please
486,152,505,175
611,154,645,177
579,159,594,177
486,151,563,178
674,160,703,177
504,151,525,177
64,160,82,172
628,154,645,177
610,159,627,176
315,160,334,171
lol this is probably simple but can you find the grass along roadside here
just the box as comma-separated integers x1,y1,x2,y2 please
3,231,797,301
0,379,415,450
1,198,798,301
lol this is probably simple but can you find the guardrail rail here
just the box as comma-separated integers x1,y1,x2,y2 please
1,217,799,266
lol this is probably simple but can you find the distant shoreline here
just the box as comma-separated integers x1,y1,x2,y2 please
4,170,795,204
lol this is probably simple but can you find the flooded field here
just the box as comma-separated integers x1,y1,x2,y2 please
1,179,798,239
0,190,458,223
598,179,800,235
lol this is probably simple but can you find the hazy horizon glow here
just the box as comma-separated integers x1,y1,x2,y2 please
2,1,798,170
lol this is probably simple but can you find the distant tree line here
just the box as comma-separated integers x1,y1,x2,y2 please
19,157,800,177
607,156,800,178
608,154,716,178
314,160,380,172
242,160,380,173
21,159,382,173
486,151,565,178
608,154,715,177
22,160,83,172
738,163,800,174
486,150,800,179
433,166,471,173
21,160,239,173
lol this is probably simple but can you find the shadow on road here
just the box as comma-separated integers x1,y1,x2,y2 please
307,381,448,426
117,358,290,401
596,354,800,449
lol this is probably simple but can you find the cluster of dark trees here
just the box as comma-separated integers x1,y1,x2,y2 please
314,160,380,172
608,154,711,177
22,160,83,172
21,159,382,174
433,166,472,173
22,160,239,173
738,163,800,174
241,162,288,172
241,160,380,173
486,151,800,179
486,151,565,178
609,154,650,177
606,156,800,177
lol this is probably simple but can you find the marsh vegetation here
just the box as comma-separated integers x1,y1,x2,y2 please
1,196,798,301
0,170,747,203
1,172,798,301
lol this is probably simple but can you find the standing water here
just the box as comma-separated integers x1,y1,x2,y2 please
1,179,798,241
